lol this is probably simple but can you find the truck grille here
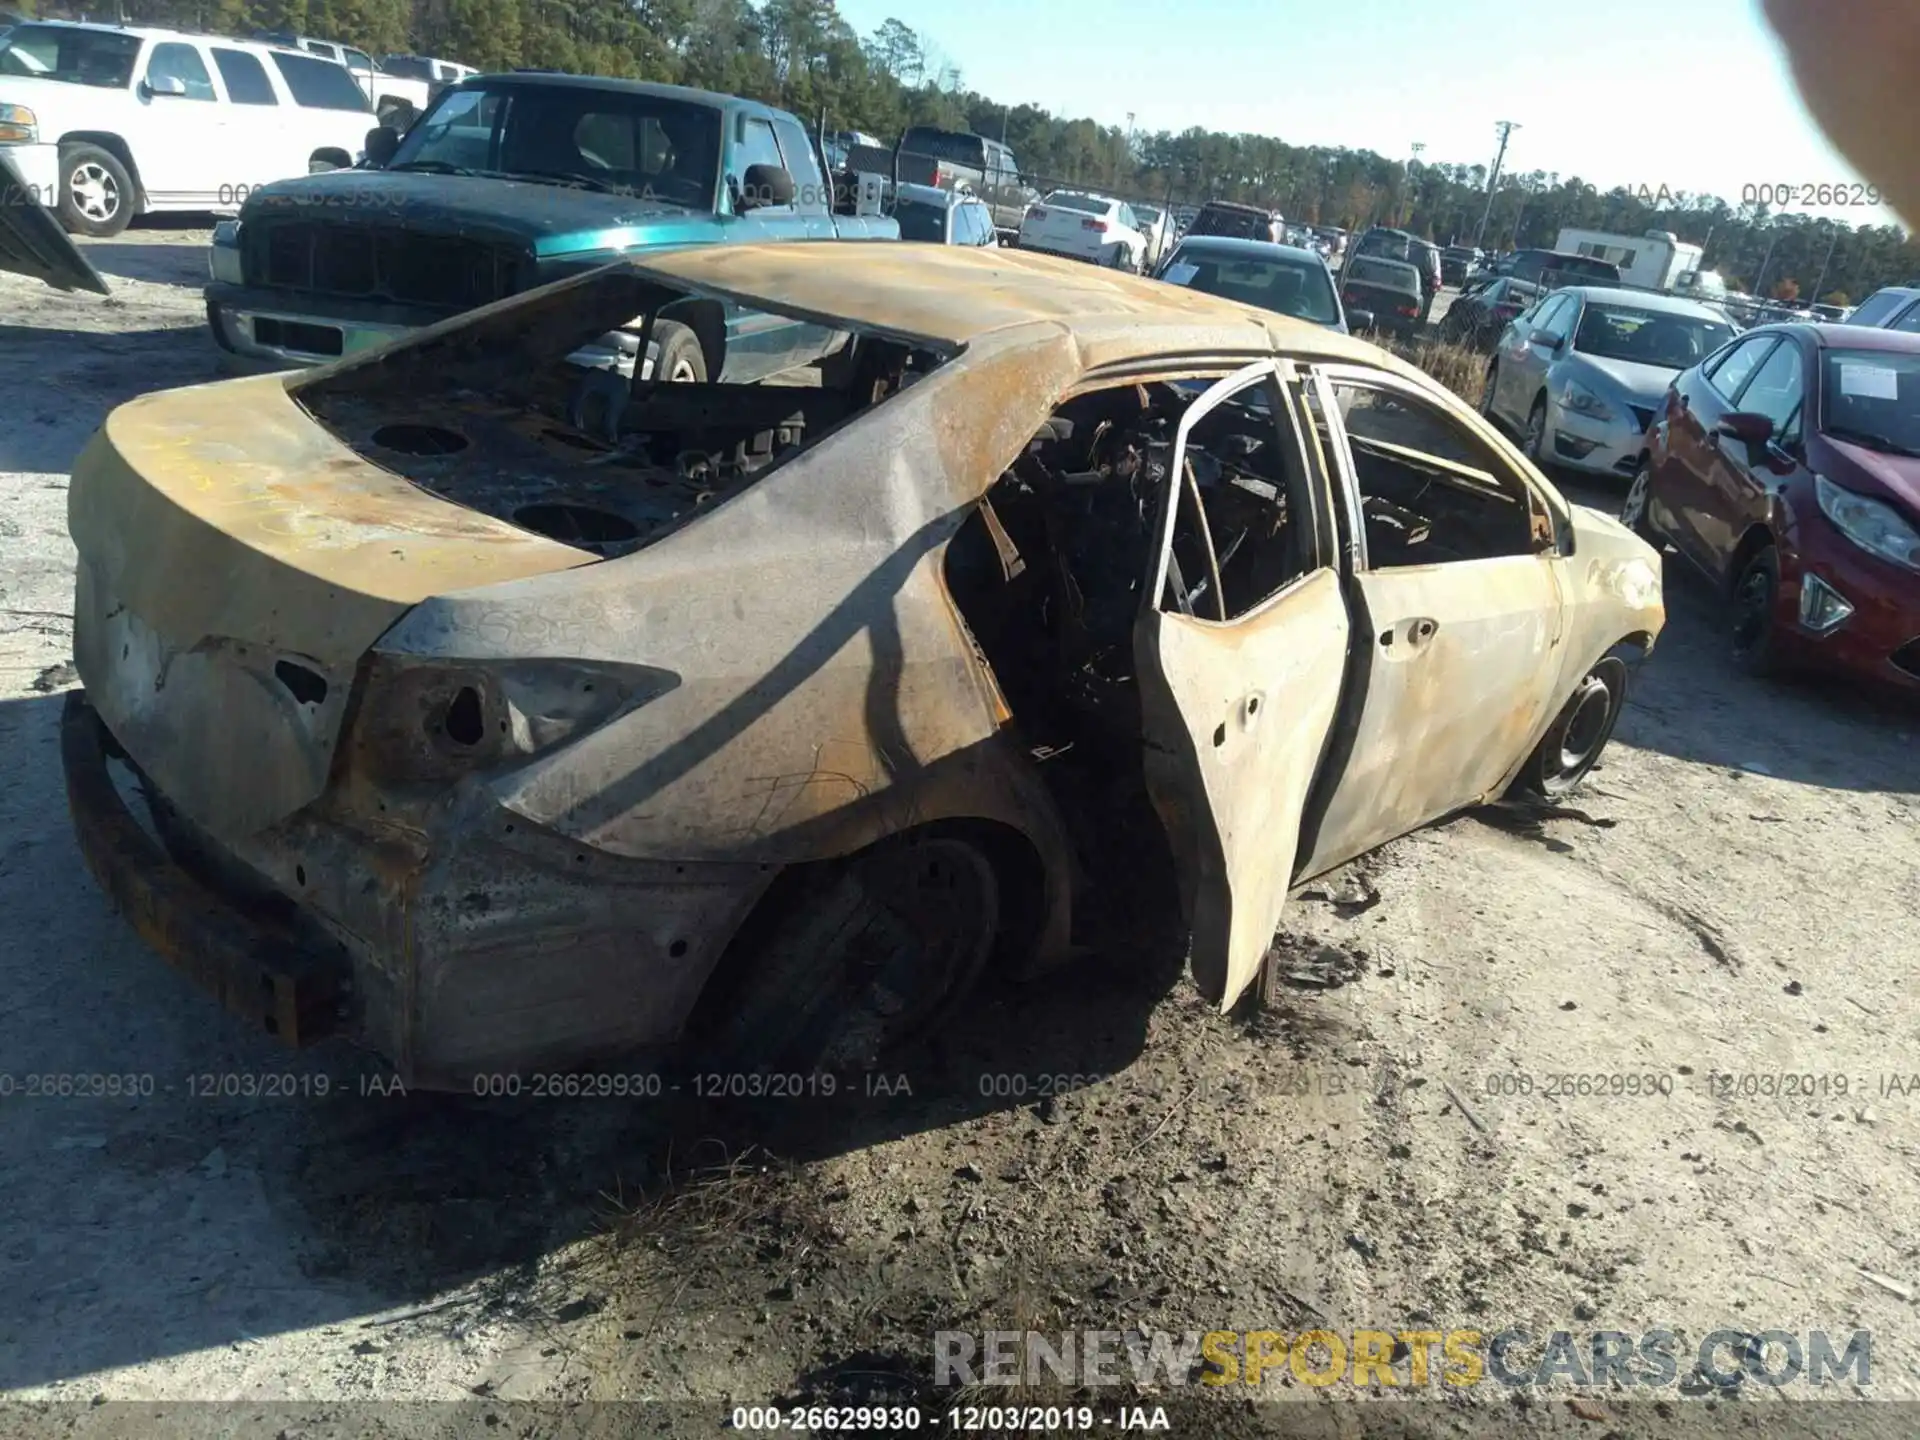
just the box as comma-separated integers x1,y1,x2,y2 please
245,220,526,310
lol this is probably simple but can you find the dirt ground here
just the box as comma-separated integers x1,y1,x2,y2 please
2,231,1918,1438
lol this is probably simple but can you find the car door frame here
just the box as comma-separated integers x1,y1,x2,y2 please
1292,360,1571,880
136,37,227,206
1696,331,1810,579
1656,331,1782,573
1491,292,1559,421
1131,357,1356,1011
1497,290,1577,426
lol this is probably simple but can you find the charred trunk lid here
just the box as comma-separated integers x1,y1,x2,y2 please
68,374,594,839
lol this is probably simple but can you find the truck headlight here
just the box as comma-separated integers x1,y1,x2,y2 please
1561,380,1614,422
208,220,243,285
0,103,37,144
1815,473,1920,572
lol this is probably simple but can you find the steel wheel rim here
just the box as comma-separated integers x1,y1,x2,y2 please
1556,677,1613,774
668,356,697,383
815,838,996,1070
69,162,119,222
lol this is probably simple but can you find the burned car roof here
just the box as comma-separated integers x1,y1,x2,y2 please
620,241,1407,362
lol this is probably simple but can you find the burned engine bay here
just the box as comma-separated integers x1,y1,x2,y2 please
945,378,1304,945
295,337,933,560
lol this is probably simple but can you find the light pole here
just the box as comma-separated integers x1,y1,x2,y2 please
1406,141,1424,227
1118,111,1135,189
1473,120,1519,250
1811,224,1840,300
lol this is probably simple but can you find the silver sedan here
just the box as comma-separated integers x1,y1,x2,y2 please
1479,286,1738,480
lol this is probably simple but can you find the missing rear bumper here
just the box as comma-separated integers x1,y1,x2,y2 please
60,690,349,1046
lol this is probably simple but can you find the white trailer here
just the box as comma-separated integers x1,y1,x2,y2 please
1555,227,1704,293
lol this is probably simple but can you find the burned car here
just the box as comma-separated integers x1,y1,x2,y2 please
62,243,1665,1088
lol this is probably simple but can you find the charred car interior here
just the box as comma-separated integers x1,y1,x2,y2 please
944,373,1320,947
294,270,948,563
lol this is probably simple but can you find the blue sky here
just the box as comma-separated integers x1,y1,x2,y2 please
830,0,1903,228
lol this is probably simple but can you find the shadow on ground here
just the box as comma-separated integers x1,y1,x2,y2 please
0,686,1181,1388
75,242,213,288
0,325,222,473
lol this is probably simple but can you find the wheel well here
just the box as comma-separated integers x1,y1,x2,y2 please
659,297,726,379
685,818,1046,1040
1609,631,1656,663
309,147,352,171
57,132,145,209
1725,524,1776,597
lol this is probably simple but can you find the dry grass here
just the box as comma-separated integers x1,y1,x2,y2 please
1385,334,1488,405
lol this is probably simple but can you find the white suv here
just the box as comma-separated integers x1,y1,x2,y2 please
0,20,374,236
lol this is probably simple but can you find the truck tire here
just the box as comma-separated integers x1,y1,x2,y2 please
651,320,707,383
57,143,134,238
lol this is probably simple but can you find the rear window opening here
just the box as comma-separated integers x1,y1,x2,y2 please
291,266,952,561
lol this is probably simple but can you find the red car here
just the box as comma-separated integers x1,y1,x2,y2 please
1624,324,1920,692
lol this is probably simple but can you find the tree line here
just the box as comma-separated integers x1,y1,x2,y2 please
29,0,1920,301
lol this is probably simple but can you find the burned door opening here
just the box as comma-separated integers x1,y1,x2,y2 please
943,372,1328,966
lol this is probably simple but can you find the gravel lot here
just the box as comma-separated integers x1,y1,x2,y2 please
2,230,1917,1436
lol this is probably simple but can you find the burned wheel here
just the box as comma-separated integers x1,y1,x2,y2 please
697,834,1000,1073
1510,652,1630,799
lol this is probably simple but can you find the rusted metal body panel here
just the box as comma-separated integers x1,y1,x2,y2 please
68,375,591,839
62,240,1665,1082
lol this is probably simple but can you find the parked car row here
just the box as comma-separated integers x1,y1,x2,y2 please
1463,275,1918,700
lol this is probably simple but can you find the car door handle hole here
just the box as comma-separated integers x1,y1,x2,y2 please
1212,722,1227,748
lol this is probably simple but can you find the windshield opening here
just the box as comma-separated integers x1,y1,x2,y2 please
1164,250,1338,326
1822,351,1920,457
0,24,140,87
1573,304,1735,369
389,85,722,206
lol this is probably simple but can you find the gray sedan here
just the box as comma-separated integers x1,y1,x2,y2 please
1480,287,1737,479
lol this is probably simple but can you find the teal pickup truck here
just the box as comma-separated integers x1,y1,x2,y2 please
201,72,899,379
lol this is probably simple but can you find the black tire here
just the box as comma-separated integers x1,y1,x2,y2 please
651,319,707,383
1478,363,1498,418
1729,543,1784,676
694,834,1000,1073
1509,652,1631,799
57,143,133,238
1523,396,1549,464
1621,458,1661,545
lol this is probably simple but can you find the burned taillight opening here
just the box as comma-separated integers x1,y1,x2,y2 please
443,686,484,746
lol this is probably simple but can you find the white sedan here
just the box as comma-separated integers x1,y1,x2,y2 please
1017,190,1149,271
